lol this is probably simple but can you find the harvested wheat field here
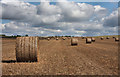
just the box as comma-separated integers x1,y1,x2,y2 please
2,37,119,75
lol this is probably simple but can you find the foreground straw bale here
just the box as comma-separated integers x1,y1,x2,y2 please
16,37,39,62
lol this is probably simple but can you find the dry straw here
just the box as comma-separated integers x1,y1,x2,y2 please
91,37,95,42
16,37,39,62
62,37,66,40
106,37,110,39
86,38,92,44
115,37,119,41
101,37,104,40
71,38,78,46
56,38,59,40
47,38,50,41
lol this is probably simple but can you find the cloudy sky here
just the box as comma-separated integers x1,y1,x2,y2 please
0,0,119,36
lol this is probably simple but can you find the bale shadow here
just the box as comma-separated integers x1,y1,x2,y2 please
2,60,39,63
2,60,16,63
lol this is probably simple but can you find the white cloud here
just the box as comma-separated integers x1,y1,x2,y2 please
1,0,96,23
37,2,61,15
57,2,94,22
0,0,118,36
1,0,37,20
2,20,116,36
103,8,118,27
94,5,108,19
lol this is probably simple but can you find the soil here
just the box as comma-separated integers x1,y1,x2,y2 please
1,38,118,75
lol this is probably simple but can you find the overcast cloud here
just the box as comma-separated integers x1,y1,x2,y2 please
0,0,119,36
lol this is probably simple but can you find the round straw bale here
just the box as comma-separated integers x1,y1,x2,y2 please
86,38,92,44
16,37,39,62
113,37,115,38
91,37,95,42
101,37,104,40
62,37,66,40
106,37,110,39
47,38,50,41
71,38,78,46
115,37,119,41
56,38,59,40
82,37,85,39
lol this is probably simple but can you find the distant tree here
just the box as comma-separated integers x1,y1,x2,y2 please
1,34,6,36
17,35,21,37
25,34,28,36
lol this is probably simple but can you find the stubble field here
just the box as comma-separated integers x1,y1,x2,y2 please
1,37,119,75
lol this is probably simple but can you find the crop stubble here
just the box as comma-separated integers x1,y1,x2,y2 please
2,38,118,75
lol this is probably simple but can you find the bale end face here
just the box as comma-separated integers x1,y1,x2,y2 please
16,37,39,62
62,37,66,40
115,38,119,41
86,38,92,44
56,38,59,40
91,38,95,42
71,38,78,46
113,37,115,38
82,37,85,39
47,38,50,41
106,37,110,39
101,37,104,40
